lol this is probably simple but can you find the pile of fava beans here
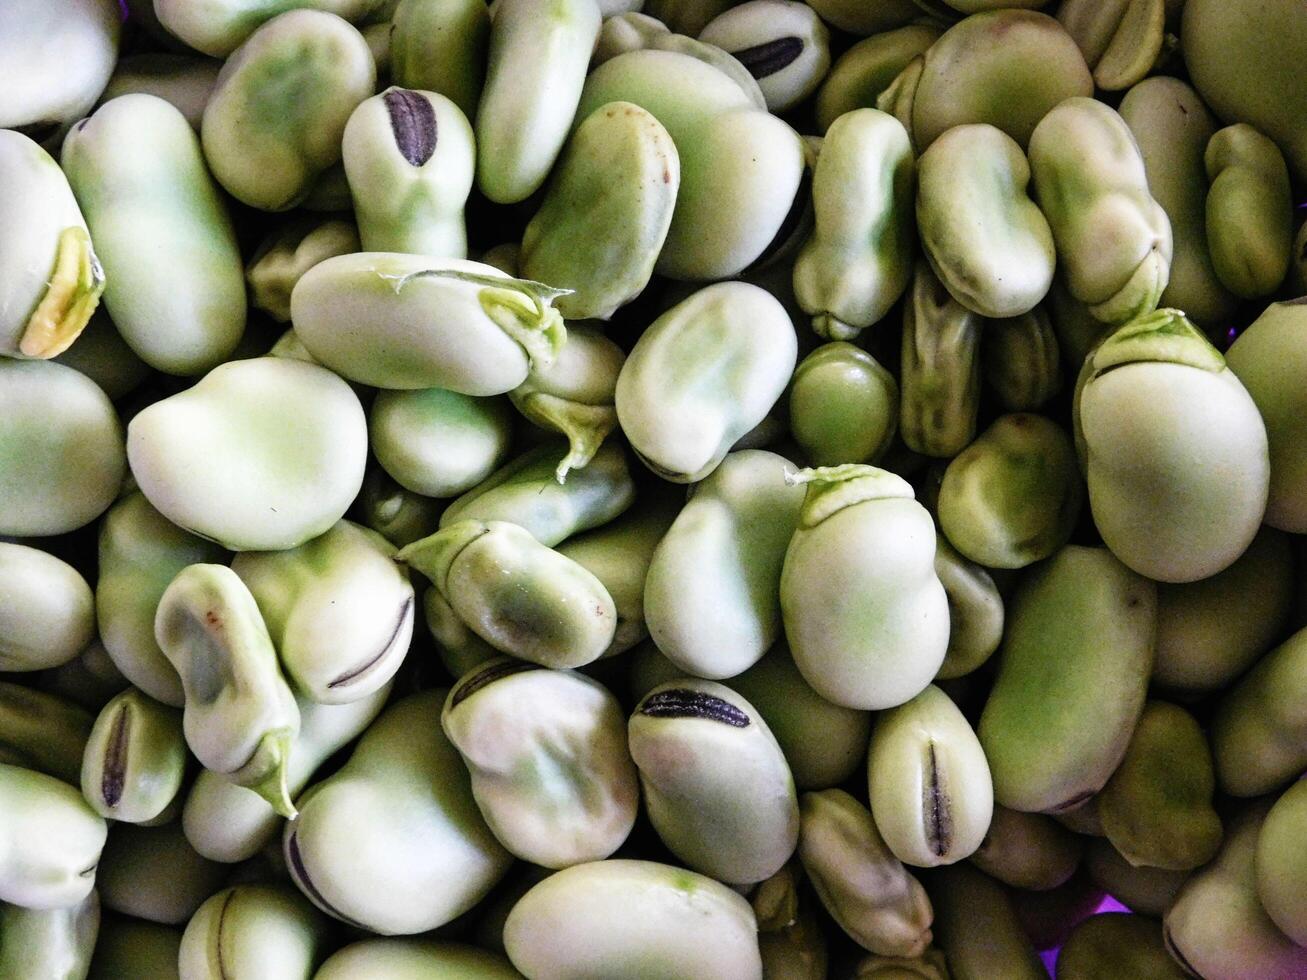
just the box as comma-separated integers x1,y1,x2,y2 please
3,0,1307,977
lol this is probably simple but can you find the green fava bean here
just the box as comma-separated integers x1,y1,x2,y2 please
597,30,768,111
64,95,247,378
983,306,1061,411
630,680,800,884
400,520,617,669
1256,779,1307,946
370,387,513,498
0,543,93,672
0,130,104,359
0,891,98,980
1152,526,1293,693
803,0,919,35
1058,0,1167,92
936,413,1083,570
52,310,151,402
343,87,474,258
284,689,512,935
814,25,940,134
444,660,638,868
899,260,983,458
1119,76,1238,330
917,124,1054,319
439,440,635,546
556,495,680,659
1228,299,1307,532
1211,625,1307,797
798,789,933,957
644,450,804,679
0,684,94,785
291,253,567,393
1057,912,1186,980
0,0,118,147
793,108,915,341
81,688,186,825
128,358,368,552
1183,0,1307,182
520,101,678,322
155,564,301,817
978,546,1155,814
101,54,223,131
933,538,1003,681
96,823,225,926
477,241,520,274
232,520,415,704
645,0,746,33
422,587,500,679
911,11,1093,151
790,342,899,467
630,640,873,791
698,1,832,113
615,281,797,483
1077,310,1268,583
508,326,625,481
0,763,107,910
751,859,802,932
317,939,523,980
1029,98,1172,326
475,0,601,204
355,467,443,548
970,805,1083,891
875,55,922,142
868,684,994,868
390,0,489,119
592,12,671,65
200,10,376,211
1053,796,1104,837
245,218,359,324
1083,837,1187,917
1098,701,1222,871
88,916,181,980
576,50,806,281
178,885,330,980
97,493,229,706
1205,124,1293,300
1164,801,1307,980
780,466,949,711
155,0,385,57
761,902,828,980
0,360,123,537
504,859,762,979
925,865,1044,980
183,683,389,863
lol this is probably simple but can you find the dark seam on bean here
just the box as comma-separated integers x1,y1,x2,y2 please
1163,924,1200,978
215,887,238,980
748,165,812,271
731,37,805,79
286,831,366,929
1048,789,1097,813
100,702,131,807
384,88,437,167
450,658,542,708
640,689,750,727
924,740,952,857
328,595,414,688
